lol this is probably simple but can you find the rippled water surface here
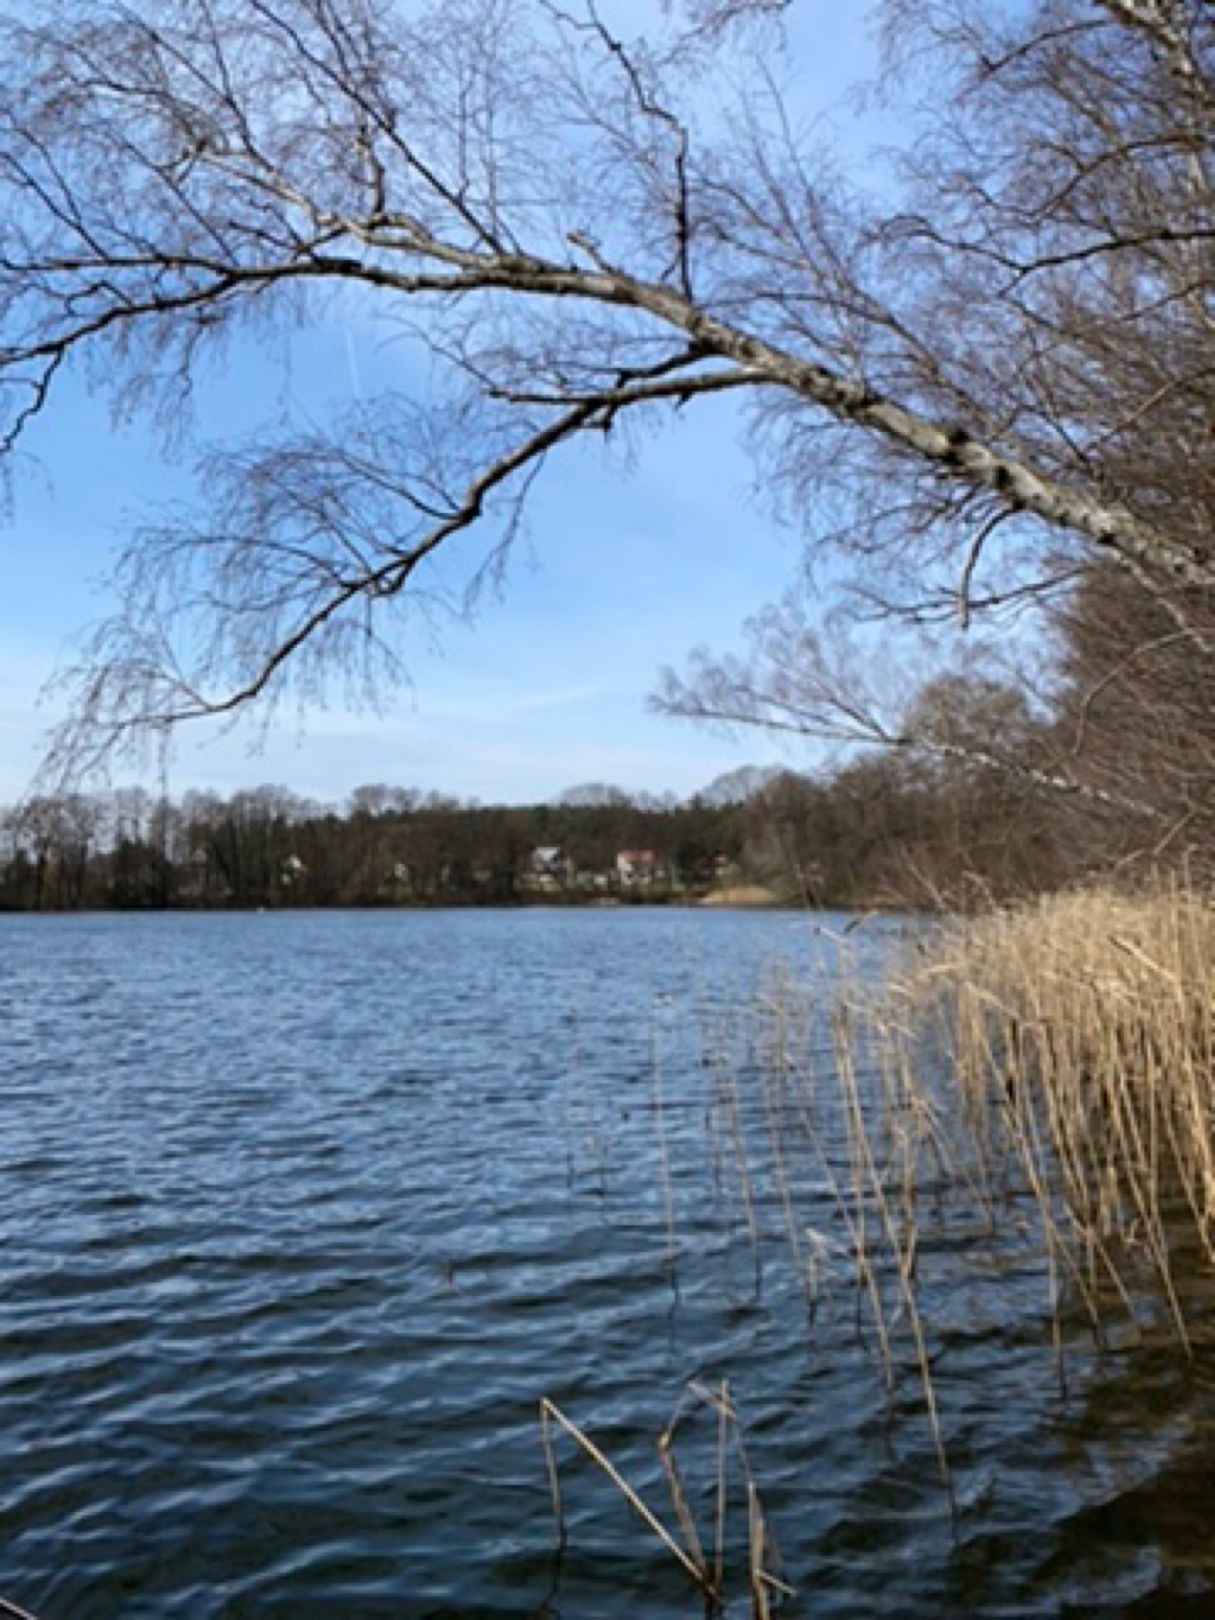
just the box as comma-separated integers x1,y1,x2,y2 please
2,909,1214,1619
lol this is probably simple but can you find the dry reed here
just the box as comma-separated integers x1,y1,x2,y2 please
886,883,1215,1345
0,1599,41,1620
725,885,1215,1491
538,886,1215,1598
539,1382,791,1615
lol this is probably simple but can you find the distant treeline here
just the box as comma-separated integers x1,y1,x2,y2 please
0,751,1073,913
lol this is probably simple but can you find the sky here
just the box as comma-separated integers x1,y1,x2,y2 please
0,3,884,809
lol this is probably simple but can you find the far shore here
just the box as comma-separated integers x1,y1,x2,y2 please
0,884,800,916
697,884,782,908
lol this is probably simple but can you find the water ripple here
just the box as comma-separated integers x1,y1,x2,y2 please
0,909,1211,1616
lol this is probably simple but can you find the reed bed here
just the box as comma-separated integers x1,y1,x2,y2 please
739,887,1215,1476
885,884,1215,1344
542,888,1215,1597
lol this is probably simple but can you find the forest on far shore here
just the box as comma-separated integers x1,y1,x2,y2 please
0,727,1084,915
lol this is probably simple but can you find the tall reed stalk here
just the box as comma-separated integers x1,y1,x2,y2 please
539,1382,791,1616
542,887,1215,1600
891,884,1215,1343
739,886,1215,1483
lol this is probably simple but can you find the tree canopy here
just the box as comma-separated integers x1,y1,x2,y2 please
0,0,1210,857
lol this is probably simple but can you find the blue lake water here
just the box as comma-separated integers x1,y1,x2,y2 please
1,909,1213,1618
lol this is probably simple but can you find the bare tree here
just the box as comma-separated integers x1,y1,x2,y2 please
654,590,1161,811
0,0,1209,787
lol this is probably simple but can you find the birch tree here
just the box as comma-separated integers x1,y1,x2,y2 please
0,0,1209,785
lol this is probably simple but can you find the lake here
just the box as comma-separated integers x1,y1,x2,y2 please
1,909,1213,1618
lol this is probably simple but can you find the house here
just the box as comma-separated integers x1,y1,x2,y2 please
525,845,573,890
616,849,663,886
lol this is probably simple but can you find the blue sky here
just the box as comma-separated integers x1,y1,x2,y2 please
0,4,883,808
